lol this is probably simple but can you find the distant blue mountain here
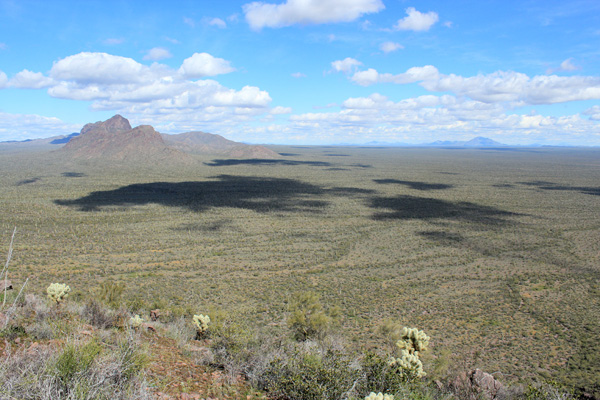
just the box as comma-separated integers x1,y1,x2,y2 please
50,132,80,144
424,136,508,147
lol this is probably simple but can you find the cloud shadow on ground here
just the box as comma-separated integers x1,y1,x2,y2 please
54,175,374,214
369,195,519,225
517,181,600,196
374,179,453,191
204,159,332,167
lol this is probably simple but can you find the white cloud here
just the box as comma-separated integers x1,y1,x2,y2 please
102,38,124,45
183,17,195,27
0,43,7,50
143,47,173,61
207,17,227,28
559,58,579,71
291,72,306,78
350,65,439,86
380,41,403,53
50,52,151,84
345,63,600,106
547,57,580,74
424,70,600,104
394,7,439,31
584,105,600,121
271,106,292,114
8,69,54,89
0,112,80,141
178,52,236,78
285,92,599,145
243,0,384,30
331,57,362,73
0,71,7,88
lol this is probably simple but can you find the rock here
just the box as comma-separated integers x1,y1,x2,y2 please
469,369,505,399
150,309,161,321
142,323,156,333
0,280,12,291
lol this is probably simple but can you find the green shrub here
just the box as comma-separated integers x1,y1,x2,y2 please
97,281,125,308
287,291,339,341
53,340,102,387
263,345,359,400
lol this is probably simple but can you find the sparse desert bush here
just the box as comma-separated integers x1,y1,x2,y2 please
287,291,340,341
261,342,360,400
97,280,125,308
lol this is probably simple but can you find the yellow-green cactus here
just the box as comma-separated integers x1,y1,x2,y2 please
192,314,210,335
129,314,143,329
46,283,71,304
365,392,395,400
388,349,426,378
395,327,430,356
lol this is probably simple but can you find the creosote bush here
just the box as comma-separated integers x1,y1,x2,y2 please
287,291,340,341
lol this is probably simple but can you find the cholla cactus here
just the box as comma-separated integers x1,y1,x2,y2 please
365,393,395,400
396,327,430,356
129,314,143,329
46,283,70,304
388,349,426,378
192,314,210,336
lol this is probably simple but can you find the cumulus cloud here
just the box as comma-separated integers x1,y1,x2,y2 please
547,57,580,73
143,47,172,61
0,70,7,88
178,52,236,78
243,0,384,30
350,65,439,86
286,92,597,145
380,41,403,53
50,52,151,84
271,106,292,114
344,63,600,106
583,105,600,120
206,17,227,28
8,69,54,89
0,51,272,137
102,38,124,45
394,7,439,31
0,112,80,141
291,72,306,78
331,57,362,73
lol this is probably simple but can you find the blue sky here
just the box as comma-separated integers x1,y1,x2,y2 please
1,0,600,145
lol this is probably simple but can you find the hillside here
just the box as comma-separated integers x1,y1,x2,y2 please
162,131,280,158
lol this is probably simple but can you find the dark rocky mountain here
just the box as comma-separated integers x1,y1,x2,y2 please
162,131,280,159
60,115,188,162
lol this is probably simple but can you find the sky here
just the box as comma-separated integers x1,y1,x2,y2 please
1,0,600,145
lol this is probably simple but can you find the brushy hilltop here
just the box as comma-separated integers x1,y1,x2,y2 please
1,232,581,400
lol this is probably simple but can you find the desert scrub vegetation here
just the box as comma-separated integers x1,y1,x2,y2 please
1,147,600,396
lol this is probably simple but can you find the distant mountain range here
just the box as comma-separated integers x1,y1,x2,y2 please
358,136,511,148
0,115,280,161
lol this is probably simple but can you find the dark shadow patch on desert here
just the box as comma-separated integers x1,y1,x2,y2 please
374,179,453,191
369,195,519,226
517,181,600,196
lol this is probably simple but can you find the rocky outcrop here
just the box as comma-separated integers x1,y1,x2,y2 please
60,115,189,163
